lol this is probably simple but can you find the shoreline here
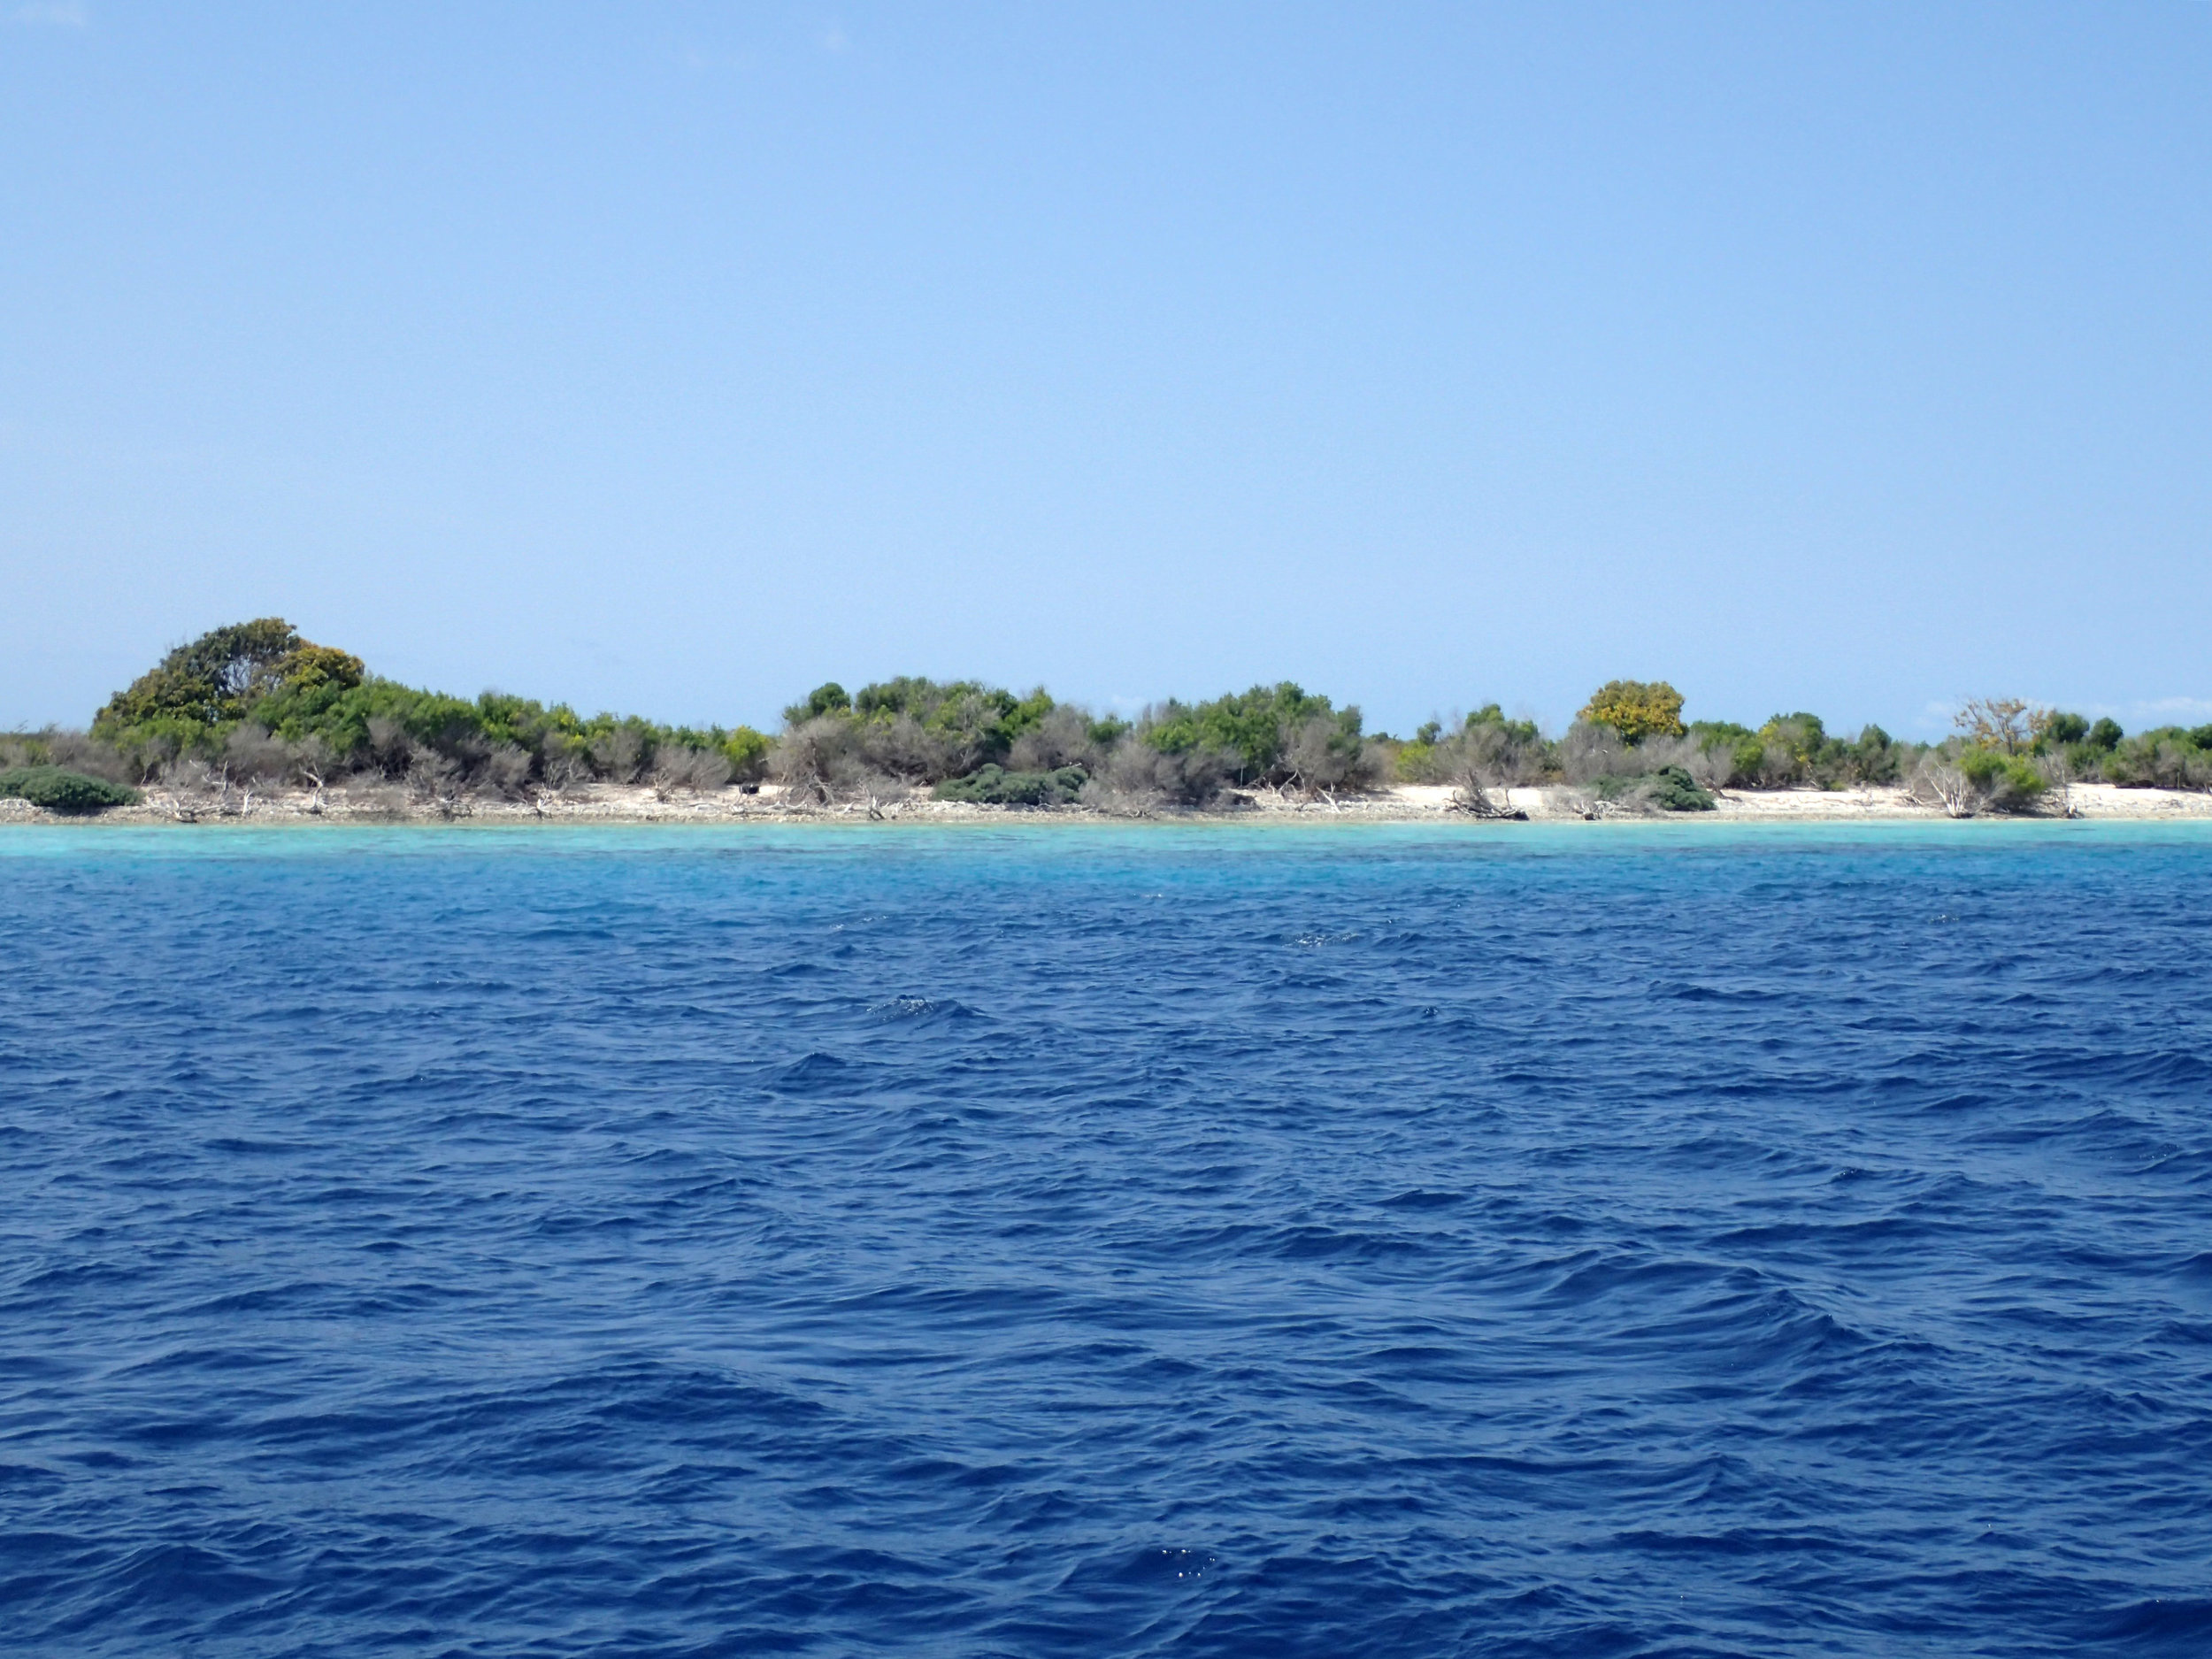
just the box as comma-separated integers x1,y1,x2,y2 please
5,780,2210,827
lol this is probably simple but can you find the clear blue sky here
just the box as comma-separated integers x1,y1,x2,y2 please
4,3,2208,737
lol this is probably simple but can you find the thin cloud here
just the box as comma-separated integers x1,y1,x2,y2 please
683,47,757,73
11,1,88,25
2130,696,2212,724
818,22,850,53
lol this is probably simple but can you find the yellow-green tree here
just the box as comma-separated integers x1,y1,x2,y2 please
1578,680,1686,744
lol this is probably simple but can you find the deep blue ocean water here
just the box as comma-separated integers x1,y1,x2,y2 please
4,821,2211,1657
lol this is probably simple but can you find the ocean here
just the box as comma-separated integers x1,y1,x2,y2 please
4,822,2209,1655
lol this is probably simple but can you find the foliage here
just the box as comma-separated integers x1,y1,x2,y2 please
95,619,364,736
1143,683,1372,790
60,631,2212,813
1595,765,1715,812
1842,725,1902,785
0,766,141,813
1578,680,1686,744
1687,719,1754,749
717,726,772,781
1081,739,1229,812
932,764,1088,806
1955,746,2050,810
2101,727,2212,791
785,682,851,723
775,675,1057,786
1954,696,2036,755
87,621,772,795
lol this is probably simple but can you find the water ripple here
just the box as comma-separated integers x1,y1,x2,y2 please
3,822,2210,1655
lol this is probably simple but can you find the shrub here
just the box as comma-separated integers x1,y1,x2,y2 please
2103,730,2212,791
932,764,1087,806
773,715,864,804
1082,736,1228,813
1596,765,1715,812
1008,704,1102,773
1955,697,2036,755
1759,712,1827,765
1579,680,1686,743
1729,735,1766,786
720,726,772,782
2087,717,2124,750
649,745,732,796
1281,711,1381,795
1397,707,1540,786
95,618,363,739
1444,710,1546,796
1558,720,1631,784
1648,765,1717,810
2041,711,2091,746
1143,683,1367,788
785,682,851,723
776,676,1056,784
1845,725,1901,785
0,766,141,813
1957,747,2048,811
1394,740,1442,783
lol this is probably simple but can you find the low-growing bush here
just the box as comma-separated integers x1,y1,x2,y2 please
933,764,1088,806
1955,747,2049,811
2101,728,2212,791
1082,735,1229,813
1596,765,1715,813
0,766,141,814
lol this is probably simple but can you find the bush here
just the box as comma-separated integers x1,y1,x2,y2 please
1957,747,2048,810
1596,765,1714,812
720,726,772,782
775,676,1056,785
1646,765,1717,811
2087,717,2124,751
1082,737,1228,813
0,766,141,814
1008,704,1103,773
96,618,362,738
2102,729,2212,791
1845,725,1901,785
1141,682,1371,790
1396,707,1540,786
785,682,850,723
932,764,1087,806
1558,720,1631,784
1729,735,1766,786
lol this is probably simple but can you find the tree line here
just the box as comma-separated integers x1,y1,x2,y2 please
4,621,2207,816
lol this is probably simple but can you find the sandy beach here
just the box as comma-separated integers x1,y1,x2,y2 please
7,780,2208,826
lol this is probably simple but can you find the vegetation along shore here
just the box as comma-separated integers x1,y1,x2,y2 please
4,619,2209,825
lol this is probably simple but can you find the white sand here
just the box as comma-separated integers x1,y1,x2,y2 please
7,779,2209,826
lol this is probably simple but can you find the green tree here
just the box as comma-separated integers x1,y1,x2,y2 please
1144,683,1362,786
784,682,851,723
95,618,363,737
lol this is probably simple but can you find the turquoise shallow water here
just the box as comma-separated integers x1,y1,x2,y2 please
4,821,2211,1655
